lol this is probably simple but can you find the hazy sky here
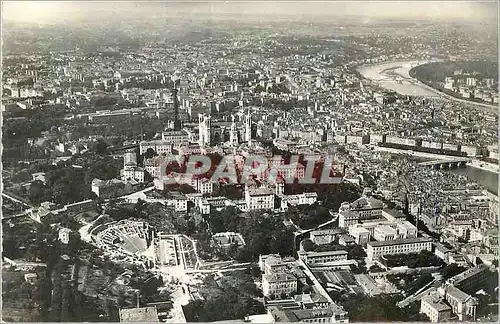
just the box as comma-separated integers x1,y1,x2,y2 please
2,1,498,24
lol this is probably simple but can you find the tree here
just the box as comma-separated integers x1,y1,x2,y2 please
382,250,442,268
248,233,268,256
206,211,227,234
350,260,368,274
301,284,312,294
92,96,118,107
107,205,138,221
287,204,331,229
28,180,52,204
440,264,466,280
227,242,239,259
144,171,155,183
183,288,264,322
347,244,367,259
213,185,244,200
203,207,295,261
139,276,164,303
235,247,253,263
314,242,344,253
67,231,82,257
369,264,385,273
342,294,412,322
134,199,147,213
407,274,433,295
254,85,265,93
94,139,108,155
247,263,262,278
144,148,157,160
302,239,316,252
285,183,361,220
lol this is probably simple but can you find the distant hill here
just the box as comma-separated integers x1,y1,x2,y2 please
410,60,498,83
409,60,498,106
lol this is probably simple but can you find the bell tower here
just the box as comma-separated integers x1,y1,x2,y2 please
229,115,238,146
198,114,211,146
245,109,252,142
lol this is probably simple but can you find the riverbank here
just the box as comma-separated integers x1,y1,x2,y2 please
449,166,498,197
357,60,498,112
468,159,499,174
408,74,498,111
482,190,499,201
409,60,498,109
374,146,498,195
374,145,498,174
356,60,441,97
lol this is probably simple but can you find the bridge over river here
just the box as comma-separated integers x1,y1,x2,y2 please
357,60,497,112
417,157,470,169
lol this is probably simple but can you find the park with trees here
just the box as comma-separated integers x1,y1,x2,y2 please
182,271,264,322
202,208,295,262
20,153,123,206
380,250,443,268
341,293,426,322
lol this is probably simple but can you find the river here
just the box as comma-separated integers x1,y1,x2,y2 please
359,61,499,195
356,60,442,97
356,60,498,111
449,167,498,196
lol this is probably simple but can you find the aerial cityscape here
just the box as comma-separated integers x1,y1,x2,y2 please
1,1,498,323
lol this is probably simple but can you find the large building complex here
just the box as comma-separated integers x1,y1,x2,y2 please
267,304,349,323
262,273,298,299
261,254,298,299
366,237,433,261
2,5,499,323
420,290,453,323
419,265,493,322
298,250,348,265
445,264,491,294
245,186,275,211
338,195,384,228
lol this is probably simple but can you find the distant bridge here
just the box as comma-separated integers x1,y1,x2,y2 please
417,157,470,169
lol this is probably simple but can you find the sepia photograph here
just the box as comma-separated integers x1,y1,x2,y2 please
1,0,498,322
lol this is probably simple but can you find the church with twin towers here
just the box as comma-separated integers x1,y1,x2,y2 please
198,109,253,146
